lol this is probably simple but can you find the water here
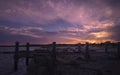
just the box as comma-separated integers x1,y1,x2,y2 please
0,47,36,75
0,45,117,75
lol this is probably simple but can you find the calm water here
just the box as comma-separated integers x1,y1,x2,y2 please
0,45,117,75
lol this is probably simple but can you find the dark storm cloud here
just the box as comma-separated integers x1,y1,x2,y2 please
107,23,120,41
0,26,61,44
105,0,120,18
103,0,120,41
0,30,40,44
105,0,120,7
0,19,30,27
106,0,120,13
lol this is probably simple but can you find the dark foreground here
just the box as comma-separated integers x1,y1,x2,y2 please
26,52,120,75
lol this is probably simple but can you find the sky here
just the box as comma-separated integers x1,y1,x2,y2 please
0,0,120,44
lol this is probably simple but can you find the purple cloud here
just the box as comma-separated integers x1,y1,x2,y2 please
0,0,120,44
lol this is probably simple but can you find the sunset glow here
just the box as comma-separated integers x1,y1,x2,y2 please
0,0,120,44
91,32,109,38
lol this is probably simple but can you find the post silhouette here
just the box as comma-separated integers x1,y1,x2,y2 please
105,42,109,53
14,41,19,71
52,42,57,75
85,42,90,59
78,43,81,53
26,42,30,66
117,42,120,59
78,43,81,58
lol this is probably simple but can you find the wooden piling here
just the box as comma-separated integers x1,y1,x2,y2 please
85,42,90,59
14,41,19,71
78,43,81,53
105,42,108,53
52,42,57,75
117,42,120,59
52,42,56,63
78,43,81,58
26,42,30,66
105,41,111,53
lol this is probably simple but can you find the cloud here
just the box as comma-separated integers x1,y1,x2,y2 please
0,0,113,25
0,25,43,38
0,0,120,44
106,24,120,41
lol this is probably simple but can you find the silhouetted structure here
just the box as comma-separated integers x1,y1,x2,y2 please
117,42,120,59
1,41,120,75
14,41,19,71
85,42,90,59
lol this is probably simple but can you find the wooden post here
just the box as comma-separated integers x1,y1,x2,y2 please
52,42,57,75
117,42,120,59
78,43,81,58
14,41,19,71
26,42,30,66
78,43,81,53
105,42,108,53
85,42,90,59
52,42,56,63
